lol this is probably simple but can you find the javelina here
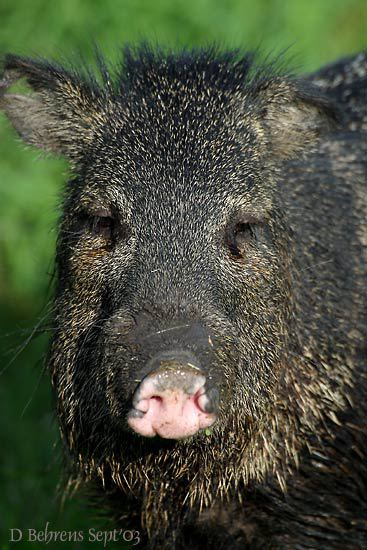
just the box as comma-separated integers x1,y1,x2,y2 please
1,47,367,548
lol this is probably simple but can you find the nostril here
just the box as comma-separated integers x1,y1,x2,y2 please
150,396,163,407
194,386,219,414
134,398,150,413
195,389,209,413
134,395,164,414
200,387,219,414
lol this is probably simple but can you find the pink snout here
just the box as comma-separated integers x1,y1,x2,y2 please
128,364,217,439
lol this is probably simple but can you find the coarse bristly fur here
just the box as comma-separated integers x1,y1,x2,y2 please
1,45,367,548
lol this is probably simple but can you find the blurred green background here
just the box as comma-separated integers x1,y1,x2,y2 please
0,0,366,547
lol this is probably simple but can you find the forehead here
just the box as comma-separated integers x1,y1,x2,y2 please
84,107,257,192
78,138,264,223
74,56,272,217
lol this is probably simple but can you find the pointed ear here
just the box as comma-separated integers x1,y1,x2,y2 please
0,54,107,161
252,78,340,160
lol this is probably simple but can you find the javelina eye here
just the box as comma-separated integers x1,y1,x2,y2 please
227,221,255,258
89,211,114,240
234,222,253,253
86,210,115,240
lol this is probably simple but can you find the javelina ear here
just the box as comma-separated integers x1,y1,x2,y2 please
0,54,106,161
254,78,339,160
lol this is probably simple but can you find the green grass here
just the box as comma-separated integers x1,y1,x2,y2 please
1,0,366,546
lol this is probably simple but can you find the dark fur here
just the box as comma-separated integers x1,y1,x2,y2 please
1,47,366,548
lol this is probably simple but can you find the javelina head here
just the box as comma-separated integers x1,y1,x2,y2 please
1,47,337,528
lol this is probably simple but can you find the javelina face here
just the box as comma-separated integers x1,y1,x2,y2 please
52,89,290,447
1,48,337,521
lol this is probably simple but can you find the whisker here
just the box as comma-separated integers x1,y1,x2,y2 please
0,307,53,377
146,324,190,338
20,357,49,418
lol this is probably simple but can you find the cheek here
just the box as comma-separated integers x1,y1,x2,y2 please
214,250,279,315
67,237,109,281
53,253,108,353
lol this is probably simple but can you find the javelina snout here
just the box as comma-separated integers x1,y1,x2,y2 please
105,311,220,439
129,353,218,439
